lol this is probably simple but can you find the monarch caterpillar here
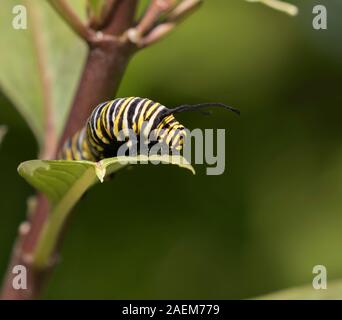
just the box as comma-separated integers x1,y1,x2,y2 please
59,97,239,161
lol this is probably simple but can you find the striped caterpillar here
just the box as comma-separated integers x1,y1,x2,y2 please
60,97,239,161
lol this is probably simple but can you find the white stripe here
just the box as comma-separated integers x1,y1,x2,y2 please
92,104,103,133
106,100,116,136
123,97,139,137
132,98,147,130
112,98,124,125
110,98,124,138
171,127,184,147
143,105,165,139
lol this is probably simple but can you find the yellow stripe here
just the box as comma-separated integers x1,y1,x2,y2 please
71,133,82,160
88,137,104,152
114,97,135,137
65,148,73,160
122,98,137,133
171,129,184,147
87,126,104,151
96,111,110,144
136,99,153,133
165,123,181,144
156,115,174,129
82,140,95,161
101,102,112,139
161,121,179,140
155,115,175,137
82,139,91,154
145,102,160,119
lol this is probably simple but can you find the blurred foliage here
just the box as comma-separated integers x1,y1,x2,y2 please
0,125,7,146
0,0,86,149
87,0,106,16
1,0,342,299
86,0,107,27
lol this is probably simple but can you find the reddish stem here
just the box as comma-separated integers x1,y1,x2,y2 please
1,0,138,300
1,0,200,300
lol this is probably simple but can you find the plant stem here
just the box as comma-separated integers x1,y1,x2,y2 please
1,194,51,299
47,0,95,41
32,167,96,269
57,41,136,150
57,0,138,149
1,0,138,300
1,0,200,300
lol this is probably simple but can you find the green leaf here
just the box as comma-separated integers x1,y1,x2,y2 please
256,280,342,300
18,155,195,268
0,0,86,149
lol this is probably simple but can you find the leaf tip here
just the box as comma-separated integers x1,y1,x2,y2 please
17,160,49,177
95,162,106,183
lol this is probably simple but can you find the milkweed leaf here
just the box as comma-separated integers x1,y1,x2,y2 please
18,155,195,268
0,0,86,150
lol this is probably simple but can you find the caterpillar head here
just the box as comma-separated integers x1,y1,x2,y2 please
156,102,240,153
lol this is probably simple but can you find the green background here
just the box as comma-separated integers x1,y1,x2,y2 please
1,0,342,299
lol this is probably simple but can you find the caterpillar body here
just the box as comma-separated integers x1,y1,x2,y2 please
60,97,239,161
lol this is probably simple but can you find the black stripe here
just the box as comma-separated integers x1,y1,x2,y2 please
127,98,143,133
89,103,110,148
108,99,121,138
117,98,138,135
150,106,169,133
138,100,155,134
113,98,126,121
77,130,87,160
133,99,149,133
86,124,104,158
99,105,113,144
131,98,146,131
